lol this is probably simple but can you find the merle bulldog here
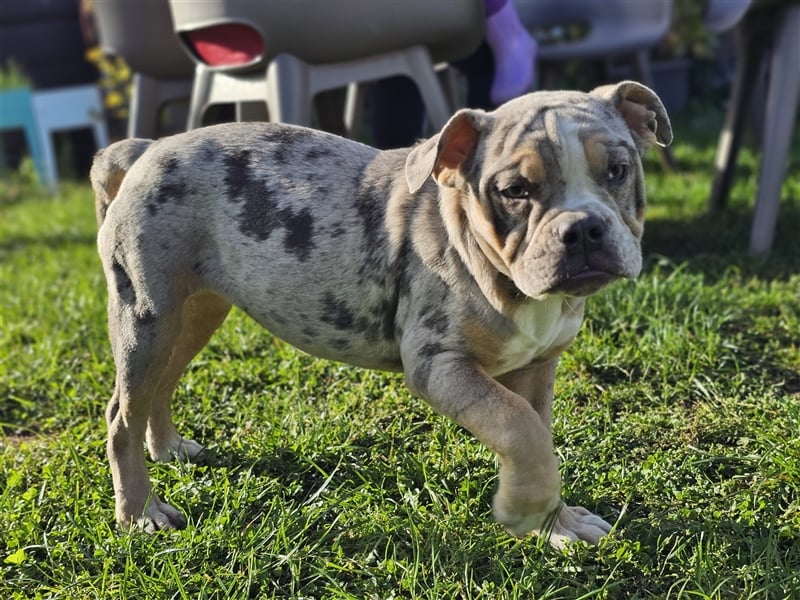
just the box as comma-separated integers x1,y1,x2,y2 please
92,81,671,547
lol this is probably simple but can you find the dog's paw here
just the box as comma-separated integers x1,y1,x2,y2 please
131,498,188,533
494,495,612,548
539,504,612,549
492,493,562,538
148,436,204,463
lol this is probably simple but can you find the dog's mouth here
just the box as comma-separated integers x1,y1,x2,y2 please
557,266,620,296
552,265,620,296
513,250,636,300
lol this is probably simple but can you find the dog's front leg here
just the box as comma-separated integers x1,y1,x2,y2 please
403,345,564,542
496,361,613,547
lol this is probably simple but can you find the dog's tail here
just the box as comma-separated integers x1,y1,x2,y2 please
90,138,154,226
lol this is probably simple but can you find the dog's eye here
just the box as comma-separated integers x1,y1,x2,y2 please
606,163,628,185
499,184,530,200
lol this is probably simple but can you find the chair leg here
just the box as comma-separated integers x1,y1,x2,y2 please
21,121,50,189
343,82,364,138
266,54,313,126
129,74,163,138
405,46,453,131
709,16,770,211
32,122,57,192
187,65,213,131
748,5,800,256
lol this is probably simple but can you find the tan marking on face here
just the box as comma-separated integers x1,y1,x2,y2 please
582,131,611,177
510,146,547,185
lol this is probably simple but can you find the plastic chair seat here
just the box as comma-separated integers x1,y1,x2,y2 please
168,0,483,132
514,0,672,61
94,0,196,137
32,85,109,189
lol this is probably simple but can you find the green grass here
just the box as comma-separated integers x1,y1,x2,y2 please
1,109,799,599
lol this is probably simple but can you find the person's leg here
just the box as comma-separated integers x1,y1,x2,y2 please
484,0,537,105
454,41,495,111
370,76,425,149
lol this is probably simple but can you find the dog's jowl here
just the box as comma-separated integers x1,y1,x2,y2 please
92,81,670,547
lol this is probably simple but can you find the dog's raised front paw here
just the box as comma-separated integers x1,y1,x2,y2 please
494,495,612,548
540,504,612,549
129,498,188,533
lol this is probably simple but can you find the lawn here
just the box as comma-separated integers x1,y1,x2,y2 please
1,107,799,599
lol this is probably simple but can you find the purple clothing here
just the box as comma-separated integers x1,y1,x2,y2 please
484,0,507,17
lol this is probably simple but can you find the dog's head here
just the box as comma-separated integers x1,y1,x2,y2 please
406,81,671,299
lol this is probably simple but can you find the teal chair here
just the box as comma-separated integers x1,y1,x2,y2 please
0,87,50,188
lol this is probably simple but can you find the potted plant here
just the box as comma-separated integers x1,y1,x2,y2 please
651,0,717,113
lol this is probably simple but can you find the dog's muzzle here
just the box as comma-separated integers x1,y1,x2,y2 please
550,214,622,296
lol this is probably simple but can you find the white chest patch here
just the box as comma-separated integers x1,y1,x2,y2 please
491,297,584,375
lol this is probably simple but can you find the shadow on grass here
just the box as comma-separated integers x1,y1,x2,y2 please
643,203,800,282
0,231,97,254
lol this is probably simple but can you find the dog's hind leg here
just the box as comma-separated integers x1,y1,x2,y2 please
146,291,231,463
105,280,189,531
102,253,231,530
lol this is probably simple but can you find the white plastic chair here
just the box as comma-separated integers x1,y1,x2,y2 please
31,85,109,191
708,0,799,255
167,0,484,132
94,0,196,138
513,0,674,166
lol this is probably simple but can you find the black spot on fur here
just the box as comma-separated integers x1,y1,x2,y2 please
201,140,222,162
111,259,134,303
321,292,354,330
106,397,119,426
224,151,317,260
301,327,318,338
224,149,252,201
156,179,186,204
159,154,180,175
421,307,449,336
259,127,312,146
411,342,444,394
273,146,288,165
355,179,384,246
282,209,315,262
136,309,156,325
147,202,159,216
236,185,316,260
330,338,351,351
236,180,279,240
305,147,332,161
150,154,187,205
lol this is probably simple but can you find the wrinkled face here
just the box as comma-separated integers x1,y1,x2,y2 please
405,83,671,301
474,102,646,298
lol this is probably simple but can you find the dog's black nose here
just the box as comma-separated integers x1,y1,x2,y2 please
559,215,606,253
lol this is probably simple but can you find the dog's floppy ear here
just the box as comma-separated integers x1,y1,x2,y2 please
405,109,488,194
591,81,673,152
